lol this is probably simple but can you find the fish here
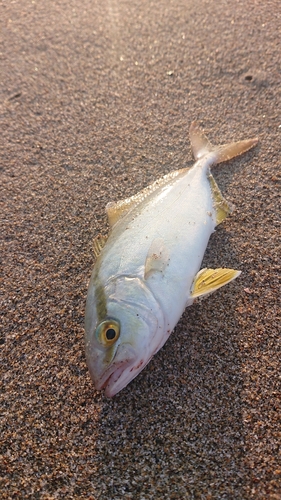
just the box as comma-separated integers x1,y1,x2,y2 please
85,122,258,397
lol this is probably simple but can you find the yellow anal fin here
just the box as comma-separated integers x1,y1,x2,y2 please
106,168,189,229
191,267,241,299
208,173,233,225
144,238,170,279
93,234,107,259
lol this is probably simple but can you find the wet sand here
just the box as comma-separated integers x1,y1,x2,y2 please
1,0,280,498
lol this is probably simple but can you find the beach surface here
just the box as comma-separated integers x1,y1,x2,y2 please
1,0,280,498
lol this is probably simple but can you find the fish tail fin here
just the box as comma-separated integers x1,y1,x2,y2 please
189,121,258,163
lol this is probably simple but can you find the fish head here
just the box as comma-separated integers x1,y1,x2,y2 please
85,275,165,397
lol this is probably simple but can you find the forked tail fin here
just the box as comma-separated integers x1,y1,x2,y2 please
189,121,258,163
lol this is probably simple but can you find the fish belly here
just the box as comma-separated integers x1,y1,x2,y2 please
145,169,215,330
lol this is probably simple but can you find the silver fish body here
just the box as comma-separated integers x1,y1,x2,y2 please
85,122,258,396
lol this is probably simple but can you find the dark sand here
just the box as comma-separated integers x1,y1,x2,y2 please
1,0,280,498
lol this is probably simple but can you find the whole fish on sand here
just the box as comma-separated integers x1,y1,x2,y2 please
85,122,258,397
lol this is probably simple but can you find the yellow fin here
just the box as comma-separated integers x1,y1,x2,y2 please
191,267,241,298
93,234,107,259
106,199,136,228
106,168,189,228
144,238,170,279
208,173,233,225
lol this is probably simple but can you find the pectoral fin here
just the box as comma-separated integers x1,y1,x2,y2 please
144,238,170,279
191,267,241,298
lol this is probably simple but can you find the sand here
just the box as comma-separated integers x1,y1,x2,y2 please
1,0,280,498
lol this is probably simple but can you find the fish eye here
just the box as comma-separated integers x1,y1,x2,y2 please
105,328,117,340
96,319,120,347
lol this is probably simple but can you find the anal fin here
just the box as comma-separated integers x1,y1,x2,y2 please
208,173,233,225
191,267,241,298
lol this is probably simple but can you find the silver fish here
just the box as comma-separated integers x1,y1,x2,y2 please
85,122,258,396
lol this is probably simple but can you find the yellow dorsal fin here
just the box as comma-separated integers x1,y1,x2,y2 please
106,199,137,228
93,234,107,259
106,167,189,228
208,173,233,225
191,267,241,298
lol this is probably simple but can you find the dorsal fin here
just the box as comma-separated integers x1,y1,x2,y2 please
93,234,107,259
106,199,137,228
106,167,189,228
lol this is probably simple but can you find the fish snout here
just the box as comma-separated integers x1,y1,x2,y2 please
95,343,138,397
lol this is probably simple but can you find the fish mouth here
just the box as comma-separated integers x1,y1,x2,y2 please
95,344,137,397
